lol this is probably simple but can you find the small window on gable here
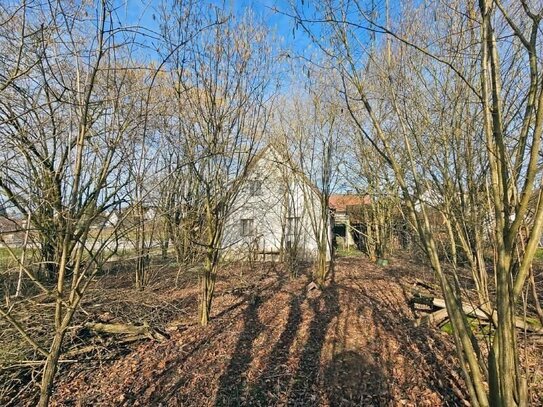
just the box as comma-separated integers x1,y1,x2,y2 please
249,180,262,196
241,218,254,236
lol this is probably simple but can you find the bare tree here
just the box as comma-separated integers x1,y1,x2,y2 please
0,1,158,404
0,0,42,93
276,83,342,285
160,6,275,325
291,0,543,405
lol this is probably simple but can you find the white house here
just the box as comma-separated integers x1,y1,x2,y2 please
222,146,331,261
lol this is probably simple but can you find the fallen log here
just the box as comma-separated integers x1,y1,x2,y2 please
432,298,491,321
410,293,435,311
415,308,449,327
414,278,438,293
63,335,149,358
1,359,78,370
84,322,168,341
420,298,542,333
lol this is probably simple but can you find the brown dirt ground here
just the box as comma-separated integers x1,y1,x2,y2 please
8,255,543,406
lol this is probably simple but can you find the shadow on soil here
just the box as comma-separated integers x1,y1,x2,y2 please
351,262,463,404
324,350,388,406
283,270,340,406
215,268,346,406
214,290,269,406
59,258,465,407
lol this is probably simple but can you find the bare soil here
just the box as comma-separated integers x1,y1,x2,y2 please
5,255,543,406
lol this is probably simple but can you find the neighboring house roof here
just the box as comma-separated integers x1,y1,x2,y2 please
0,217,23,233
0,217,26,245
329,194,371,212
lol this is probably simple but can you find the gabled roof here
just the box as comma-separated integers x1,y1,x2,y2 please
247,144,323,198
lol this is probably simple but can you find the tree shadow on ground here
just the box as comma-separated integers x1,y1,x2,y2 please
214,265,341,407
324,350,388,406
213,266,294,406
55,258,466,406
244,291,305,405
214,292,267,406
285,268,341,406
122,266,287,406
349,262,464,403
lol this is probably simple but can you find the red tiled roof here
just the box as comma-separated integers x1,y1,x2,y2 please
329,194,371,211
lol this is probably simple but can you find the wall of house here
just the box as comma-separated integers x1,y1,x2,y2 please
222,148,329,261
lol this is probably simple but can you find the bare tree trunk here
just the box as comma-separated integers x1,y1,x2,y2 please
15,212,31,297
199,266,216,326
316,244,328,287
38,328,65,407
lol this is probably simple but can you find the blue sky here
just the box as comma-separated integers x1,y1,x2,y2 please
111,0,394,92
113,0,316,59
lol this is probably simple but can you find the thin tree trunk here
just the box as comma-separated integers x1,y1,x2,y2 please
38,329,65,407
15,213,32,297
199,269,215,326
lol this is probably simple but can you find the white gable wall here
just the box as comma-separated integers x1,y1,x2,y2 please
222,148,328,261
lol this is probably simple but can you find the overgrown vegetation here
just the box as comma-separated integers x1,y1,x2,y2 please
0,0,542,406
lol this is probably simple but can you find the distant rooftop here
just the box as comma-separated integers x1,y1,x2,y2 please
329,194,371,212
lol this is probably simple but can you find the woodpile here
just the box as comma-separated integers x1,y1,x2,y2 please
408,280,543,334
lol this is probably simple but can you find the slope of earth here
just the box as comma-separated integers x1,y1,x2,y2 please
43,255,480,407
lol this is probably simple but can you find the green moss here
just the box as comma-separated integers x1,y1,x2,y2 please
0,247,30,270
440,315,541,336
440,317,491,335
525,316,542,330
440,321,453,334
0,247,24,259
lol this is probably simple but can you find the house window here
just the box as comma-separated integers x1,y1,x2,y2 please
241,218,254,236
286,216,300,236
249,180,262,196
